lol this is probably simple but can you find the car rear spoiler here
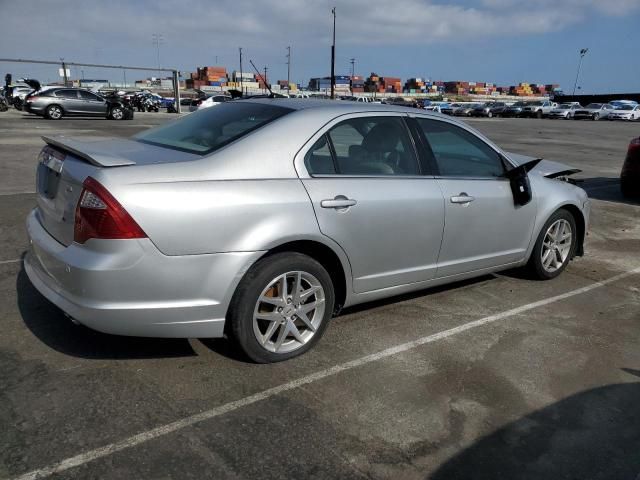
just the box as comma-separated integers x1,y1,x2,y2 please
42,135,136,167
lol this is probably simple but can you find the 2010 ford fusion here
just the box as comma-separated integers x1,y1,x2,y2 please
25,99,590,362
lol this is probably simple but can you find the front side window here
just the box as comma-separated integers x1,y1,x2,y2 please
79,91,101,101
319,117,419,176
135,102,292,154
417,118,505,178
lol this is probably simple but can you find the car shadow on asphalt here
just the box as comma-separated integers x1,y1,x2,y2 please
430,370,640,480
16,267,197,360
580,177,640,206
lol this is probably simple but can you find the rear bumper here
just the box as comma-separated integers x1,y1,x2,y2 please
25,209,263,338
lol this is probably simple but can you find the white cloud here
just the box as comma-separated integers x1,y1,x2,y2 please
0,0,637,67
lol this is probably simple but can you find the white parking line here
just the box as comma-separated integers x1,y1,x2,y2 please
0,258,22,266
9,266,640,480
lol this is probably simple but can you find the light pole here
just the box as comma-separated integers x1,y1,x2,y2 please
239,47,243,95
572,48,588,96
286,46,291,91
330,7,336,99
350,57,355,94
152,33,164,78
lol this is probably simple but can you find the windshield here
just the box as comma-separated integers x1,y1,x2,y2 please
528,101,543,106
557,104,572,109
617,105,634,110
135,102,293,154
586,103,602,109
512,102,526,107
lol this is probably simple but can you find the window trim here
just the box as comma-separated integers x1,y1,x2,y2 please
410,114,515,180
298,112,424,179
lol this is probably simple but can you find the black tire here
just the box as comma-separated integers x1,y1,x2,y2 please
593,113,600,121
621,178,637,198
109,106,124,120
13,98,23,111
228,252,335,363
45,104,63,120
527,209,577,280
536,110,543,119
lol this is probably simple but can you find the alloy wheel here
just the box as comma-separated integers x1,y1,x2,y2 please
541,219,572,273
48,106,62,119
111,107,123,120
252,271,326,354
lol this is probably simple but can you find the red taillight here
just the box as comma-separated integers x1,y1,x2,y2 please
629,137,640,151
26,96,38,103
74,177,147,244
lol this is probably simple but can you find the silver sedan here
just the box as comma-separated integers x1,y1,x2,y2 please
25,100,590,362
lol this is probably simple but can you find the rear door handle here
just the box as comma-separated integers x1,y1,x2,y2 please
450,193,475,204
321,195,357,209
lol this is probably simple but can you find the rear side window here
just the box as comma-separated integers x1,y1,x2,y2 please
417,118,504,178
135,102,292,154
305,117,420,176
55,90,78,99
305,135,335,174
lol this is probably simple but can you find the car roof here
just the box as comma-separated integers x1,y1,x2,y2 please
235,97,423,115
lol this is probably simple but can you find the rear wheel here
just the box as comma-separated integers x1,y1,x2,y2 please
45,104,63,120
13,98,23,111
527,209,577,280
229,252,335,363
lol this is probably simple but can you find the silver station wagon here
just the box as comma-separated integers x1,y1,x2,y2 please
25,99,590,362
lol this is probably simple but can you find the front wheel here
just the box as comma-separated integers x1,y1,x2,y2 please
536,110,543,119
229,252,335,363
527,210,577,280
593,113,600,121
109,106,124,120
13,98,23,111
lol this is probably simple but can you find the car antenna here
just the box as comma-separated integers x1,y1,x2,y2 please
249,60,274,97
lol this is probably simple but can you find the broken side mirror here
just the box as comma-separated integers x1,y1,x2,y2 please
503,157,542,207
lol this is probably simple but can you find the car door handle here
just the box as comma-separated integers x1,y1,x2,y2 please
450,193,475,204
321,196,357,209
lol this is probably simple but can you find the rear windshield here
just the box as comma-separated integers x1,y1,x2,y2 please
135,102,293,154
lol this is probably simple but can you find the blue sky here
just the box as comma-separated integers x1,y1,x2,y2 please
1,0,639,93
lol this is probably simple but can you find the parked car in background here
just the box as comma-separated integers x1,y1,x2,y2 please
522,100,555,118
23,88,132,120
383,97,418,108
24,100,589,362
424,102,449,113
607,104,640,121
573,103,615,120
471,102,506,118
501,101,528,118
610,100,638,109
453,104,477,117
621,137,640,197
548,103,581,119
440,103,461,115
197,94,232,111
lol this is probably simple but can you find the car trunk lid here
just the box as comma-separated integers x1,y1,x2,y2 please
36,136,200,246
